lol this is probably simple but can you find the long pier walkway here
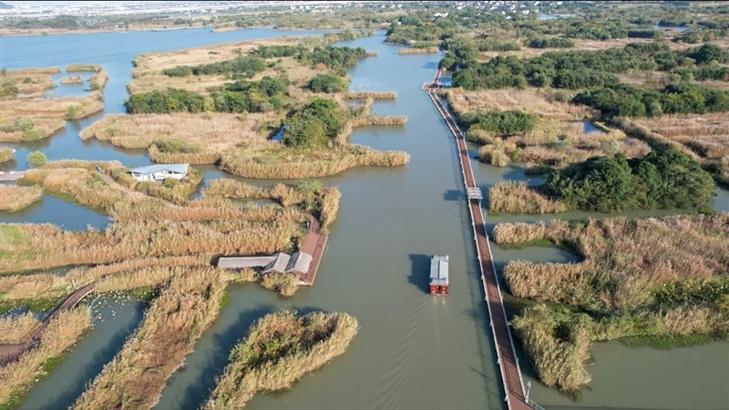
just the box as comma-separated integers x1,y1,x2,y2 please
426,71,531,410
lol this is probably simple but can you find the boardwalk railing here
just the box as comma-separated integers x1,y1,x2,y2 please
426,70,533,410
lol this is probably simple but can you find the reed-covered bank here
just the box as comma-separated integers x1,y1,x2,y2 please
0,312,40,344
488,181,568,214
220,144,409,179
204,310,358,409
494,214,729,393
0,185,42,212
619,113,729,185
0,307,91,409
343,91,396,100
73,270,227,410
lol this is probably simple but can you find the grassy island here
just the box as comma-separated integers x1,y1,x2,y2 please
0,65,107,142
493,214,729,393
205,310,358,409
80,36,409,179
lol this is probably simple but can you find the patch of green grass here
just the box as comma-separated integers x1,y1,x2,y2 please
619,333,716,350
0,225,30,247
0,295,65,315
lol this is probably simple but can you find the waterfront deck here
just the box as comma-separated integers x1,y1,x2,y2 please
427,71,531,410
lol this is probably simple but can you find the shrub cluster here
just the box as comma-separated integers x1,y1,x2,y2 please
301,46,367,73
573,82,729,117
126,88,205,113
462,110,535,136
307,73,349,93
163,55,266,78
451,42,725,90
526,37,575,48
251,44,306,58
544,149,715,212
283,98,344,147
210,76,289,113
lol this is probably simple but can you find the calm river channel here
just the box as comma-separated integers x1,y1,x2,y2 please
1,29,727,410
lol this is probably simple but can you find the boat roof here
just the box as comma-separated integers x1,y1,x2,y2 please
430,254,449,284
130,163,189,174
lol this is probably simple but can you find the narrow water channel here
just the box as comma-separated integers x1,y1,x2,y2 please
2,28,727,410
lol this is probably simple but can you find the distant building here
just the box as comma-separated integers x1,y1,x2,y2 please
429,255,449,296
129,164,189,182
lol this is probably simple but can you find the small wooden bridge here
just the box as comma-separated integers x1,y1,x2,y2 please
0,283,95,366
427,70,533,410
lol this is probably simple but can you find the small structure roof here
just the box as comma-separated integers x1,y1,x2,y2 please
263,253,292,274
130,163,189,175
286,252,312,274
430,254,449,286
217,256,276,269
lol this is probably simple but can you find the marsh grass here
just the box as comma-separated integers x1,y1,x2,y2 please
59,76,83,85
0,312,41,344
73,270,227,410
0,185,42,212
0,91,104,142
626,113,729,184
495,214,729,393
220,144,409,179
488,181,568,214
343,91,396,100
446,88,650,166
205,310,358,409
0,307,91,409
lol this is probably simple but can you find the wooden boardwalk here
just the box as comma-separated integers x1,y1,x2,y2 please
0,283,95,366
426,72,532,410
298,214,328,286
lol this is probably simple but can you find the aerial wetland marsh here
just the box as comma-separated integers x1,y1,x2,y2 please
1,2,728,409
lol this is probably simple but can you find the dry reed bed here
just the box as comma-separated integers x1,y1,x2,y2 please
205,310,358,409
0,307,91,409
0,67,58,98
0,91,104,142
206,179,341,230
351,115,407,127
343,91,397,100
445,88,593,121
60,76,83,85
128,37,320,93
445,88,649,167
488,181,567,214
399,47,439,55
495,214,729,393
626,113,729,184
73,270,227,410
220,144,409,179
80,112,276,162
494,214,729,311
0,312,40,344
0,185,42,212
4,166,305,273
476,119,649,167
0,256,208,303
